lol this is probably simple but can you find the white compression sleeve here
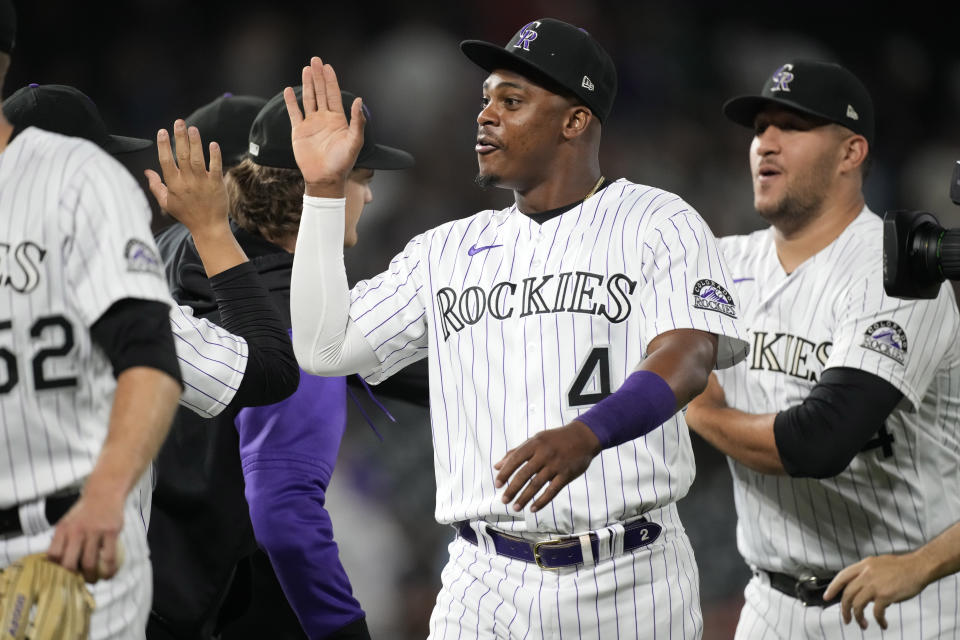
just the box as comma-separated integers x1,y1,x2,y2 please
290,195,379,376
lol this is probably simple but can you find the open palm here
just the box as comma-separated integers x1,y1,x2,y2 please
284,57,365,190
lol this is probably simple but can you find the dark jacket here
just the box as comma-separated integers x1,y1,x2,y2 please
148,223,429,639
148,223,302,639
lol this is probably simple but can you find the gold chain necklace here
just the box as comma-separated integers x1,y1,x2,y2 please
584,175,605,201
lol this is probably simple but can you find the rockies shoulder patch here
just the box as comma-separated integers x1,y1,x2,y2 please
124,239,163,277
861,320,907,364
691,279,736,318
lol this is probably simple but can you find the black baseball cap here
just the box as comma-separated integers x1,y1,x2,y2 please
3,84,152,153
184,93,266,168
723,60,875,145
247,86,414,171
0,0,14,55
460,18,617,123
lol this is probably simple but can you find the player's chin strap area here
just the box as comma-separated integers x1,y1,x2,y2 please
453,517,662,570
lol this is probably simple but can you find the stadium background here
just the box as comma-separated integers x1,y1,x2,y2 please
7,1,958,637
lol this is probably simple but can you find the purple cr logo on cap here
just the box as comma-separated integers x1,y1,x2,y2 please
29,83,38,88
513,21,541,51
770,64,795,93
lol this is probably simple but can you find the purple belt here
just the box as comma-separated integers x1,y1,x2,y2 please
454,517,662,570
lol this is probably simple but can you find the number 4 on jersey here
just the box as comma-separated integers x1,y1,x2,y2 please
568,347,612,407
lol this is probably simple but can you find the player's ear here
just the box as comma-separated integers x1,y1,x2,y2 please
838,133,868,176
561,105,593,141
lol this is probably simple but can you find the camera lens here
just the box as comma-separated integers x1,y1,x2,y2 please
939,229,960,280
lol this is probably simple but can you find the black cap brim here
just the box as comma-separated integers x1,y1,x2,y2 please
723,95,838,130
104,134,153,155
460,40,565,97
356,144,415,170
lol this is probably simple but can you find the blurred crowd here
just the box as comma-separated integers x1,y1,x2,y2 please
9,1,957,637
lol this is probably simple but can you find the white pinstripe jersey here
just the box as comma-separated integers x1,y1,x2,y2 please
0,128,247,509
716,207,960,576
349,179,749,535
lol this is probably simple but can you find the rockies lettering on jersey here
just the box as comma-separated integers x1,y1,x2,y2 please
0,241,46,293
348,179,749,535
717,209,960,575
436,271,636,339
749,330,831,381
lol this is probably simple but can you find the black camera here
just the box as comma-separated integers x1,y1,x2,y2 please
883,161,960,299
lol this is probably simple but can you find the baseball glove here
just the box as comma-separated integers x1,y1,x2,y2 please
0,554,95,640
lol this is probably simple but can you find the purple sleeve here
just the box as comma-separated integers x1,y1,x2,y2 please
235,369,365,636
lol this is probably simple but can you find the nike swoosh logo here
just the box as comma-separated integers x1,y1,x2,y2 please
467,243,503,256
732,277,755,283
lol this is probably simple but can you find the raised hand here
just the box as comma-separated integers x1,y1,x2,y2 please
145,120,246,276
284,56,365,197
145,119,229,239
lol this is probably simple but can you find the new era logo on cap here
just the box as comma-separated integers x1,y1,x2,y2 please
846,104,859,120
248,142,260,156
582,76,595,91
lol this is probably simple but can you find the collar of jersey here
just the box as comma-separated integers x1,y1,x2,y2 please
522,178,612,225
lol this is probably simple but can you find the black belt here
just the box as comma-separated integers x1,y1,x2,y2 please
454,518,662,570
0,492,80,536
762,569,839,607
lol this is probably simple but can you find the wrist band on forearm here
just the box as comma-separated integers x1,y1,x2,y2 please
578,370,678,449
302,194,346,214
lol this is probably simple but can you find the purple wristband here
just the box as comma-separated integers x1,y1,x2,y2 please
578,370,678,449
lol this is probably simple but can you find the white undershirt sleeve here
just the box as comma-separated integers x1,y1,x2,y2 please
290,195,379,376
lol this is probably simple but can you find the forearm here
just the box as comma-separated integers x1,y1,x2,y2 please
911,522,960,586
579,329,717,450
291,195,377,375
209,262,299,407
189,223,247,277
689,406,785,474
84,367,181,500
638,329,718,407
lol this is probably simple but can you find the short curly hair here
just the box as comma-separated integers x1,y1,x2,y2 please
226,158,304,243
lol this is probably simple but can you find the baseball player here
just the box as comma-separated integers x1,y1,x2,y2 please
287,19,749,640
1,82,300,422
0,2,183,637
222,86,414,640
685,60,960,638
150,87,391,640
0,73,297,640
147,93,292,640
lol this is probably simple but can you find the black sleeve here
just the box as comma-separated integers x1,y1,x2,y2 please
90,299,183,386
208,262,299,408
773,367,904,479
